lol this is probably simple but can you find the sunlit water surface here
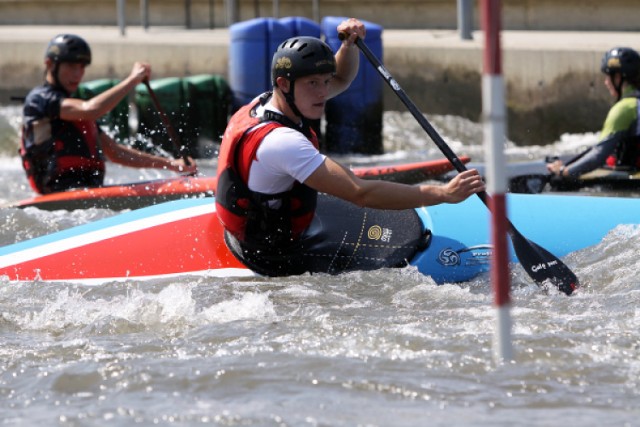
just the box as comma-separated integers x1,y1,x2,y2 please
1,105,638,426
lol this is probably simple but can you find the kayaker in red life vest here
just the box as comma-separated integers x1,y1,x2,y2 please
20,34,197,194
548,47,640,180
216,18,485,276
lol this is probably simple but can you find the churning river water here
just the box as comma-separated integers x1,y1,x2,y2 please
0,105,639,426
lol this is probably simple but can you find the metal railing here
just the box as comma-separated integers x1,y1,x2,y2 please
116,0,215,35
116,0,473,39
458,0,474,40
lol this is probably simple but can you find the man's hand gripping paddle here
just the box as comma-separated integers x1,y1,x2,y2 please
340,33,579,295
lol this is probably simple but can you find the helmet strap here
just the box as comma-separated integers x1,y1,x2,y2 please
49,62,66,93
283,80,305,122
614,76,624,102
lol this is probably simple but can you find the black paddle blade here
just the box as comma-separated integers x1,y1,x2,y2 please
508,227,579,295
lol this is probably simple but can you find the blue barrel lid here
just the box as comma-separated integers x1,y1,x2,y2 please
321,16,382,48
279,16,321,38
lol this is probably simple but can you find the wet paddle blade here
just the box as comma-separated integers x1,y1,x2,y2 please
508,227,579,295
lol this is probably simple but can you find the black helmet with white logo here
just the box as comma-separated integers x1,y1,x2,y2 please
601,47,640,99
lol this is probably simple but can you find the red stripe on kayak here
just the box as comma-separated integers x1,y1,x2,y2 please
1,210,246,281
353,157,467,178
13,158,466,211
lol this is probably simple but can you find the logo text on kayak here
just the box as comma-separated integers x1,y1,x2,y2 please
437,245,492,267
367,225,392,243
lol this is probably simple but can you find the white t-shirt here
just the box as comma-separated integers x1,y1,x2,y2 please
247,102,326,194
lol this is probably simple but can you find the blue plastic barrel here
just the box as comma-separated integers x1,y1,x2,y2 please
229,18,322,111
279,16,321,38
229,18,290,109
322,17,384,154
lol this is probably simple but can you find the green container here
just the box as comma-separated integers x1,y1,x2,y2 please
182,74,232,143
135,77,194,157
135,75,232,158
74,79,130,142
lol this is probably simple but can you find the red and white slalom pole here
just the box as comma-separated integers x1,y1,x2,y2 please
481,0,513,362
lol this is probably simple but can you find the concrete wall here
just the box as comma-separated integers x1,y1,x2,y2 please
0,0,638,31
386,51,608,147
2,0,640,145
5,26,632,145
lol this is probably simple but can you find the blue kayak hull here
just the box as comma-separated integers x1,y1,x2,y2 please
413,193,640,282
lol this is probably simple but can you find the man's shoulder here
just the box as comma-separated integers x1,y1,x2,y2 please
26,83,64,98
24,84,65,109
23,84,69,123
261,126,310,152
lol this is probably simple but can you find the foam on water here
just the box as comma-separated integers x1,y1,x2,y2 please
0,260,638,425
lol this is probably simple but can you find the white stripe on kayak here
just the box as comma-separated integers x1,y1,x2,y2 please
0,203,215,268
7,268,257,286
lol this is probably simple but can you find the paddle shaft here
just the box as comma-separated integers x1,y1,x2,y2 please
350,35,578,294
350,39,499,215
143,80,191,166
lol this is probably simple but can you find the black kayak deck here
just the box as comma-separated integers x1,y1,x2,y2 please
225,195,431,277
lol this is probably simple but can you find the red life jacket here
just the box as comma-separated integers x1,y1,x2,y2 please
20,118,105,194
216,94,319,246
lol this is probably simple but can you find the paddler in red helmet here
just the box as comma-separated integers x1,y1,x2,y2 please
20,34,197,195
216,18,485,276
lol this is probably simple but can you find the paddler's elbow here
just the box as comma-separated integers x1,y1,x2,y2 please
345,188,375,208
324,179,377,208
